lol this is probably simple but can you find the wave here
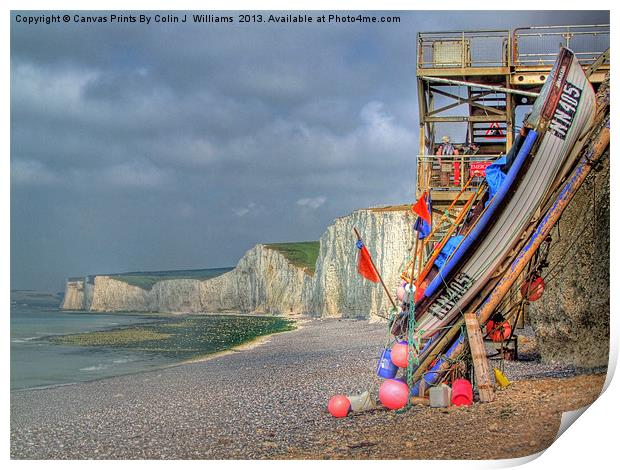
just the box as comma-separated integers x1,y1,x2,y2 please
80,364,109,371
112,357,136,364
11,336,42,343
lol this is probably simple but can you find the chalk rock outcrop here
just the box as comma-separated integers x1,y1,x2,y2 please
63,244,314,315
61,208,415,320
306,208,415,321
60,279,86,310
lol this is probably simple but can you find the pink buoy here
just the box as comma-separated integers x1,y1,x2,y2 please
327,395,351,418
396,282,408,303
451,379,473,406
391,341,409,368
379,379,409,410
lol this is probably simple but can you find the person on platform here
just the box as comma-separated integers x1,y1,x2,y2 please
436,135,458,186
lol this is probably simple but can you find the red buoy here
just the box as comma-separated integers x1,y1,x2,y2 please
486,320,512,342
327,395,351,418
520,276,545,301
391,341,409,368
379,379,409,410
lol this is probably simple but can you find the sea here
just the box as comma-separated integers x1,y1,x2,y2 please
10,301,178,391
10,277,292,391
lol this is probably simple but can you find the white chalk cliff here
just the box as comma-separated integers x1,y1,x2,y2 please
61,208,415,320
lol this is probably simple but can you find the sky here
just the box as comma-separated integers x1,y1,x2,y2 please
10,9,609,291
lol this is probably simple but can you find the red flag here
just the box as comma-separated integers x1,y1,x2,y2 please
356,241,379,283
411,192,432,225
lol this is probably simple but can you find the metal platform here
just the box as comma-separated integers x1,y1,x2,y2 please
416,24,609,202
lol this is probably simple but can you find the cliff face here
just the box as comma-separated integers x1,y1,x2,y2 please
61,209,414,319
199,244,314,315
64,244,316,315
60,279,85,310
528,157,610,367
306,209,415,321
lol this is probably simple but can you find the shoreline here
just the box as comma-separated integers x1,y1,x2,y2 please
11,319,608,459
12,311,304,393
179,317,310,365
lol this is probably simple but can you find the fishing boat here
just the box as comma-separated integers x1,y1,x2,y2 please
400,47,596,340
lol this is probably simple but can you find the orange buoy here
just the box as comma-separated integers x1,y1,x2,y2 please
486,320,512,342
520,276,545,301
379,379,409,410
327,395,351,418
391,341,409,368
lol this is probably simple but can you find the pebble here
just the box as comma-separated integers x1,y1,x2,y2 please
10,319,606,459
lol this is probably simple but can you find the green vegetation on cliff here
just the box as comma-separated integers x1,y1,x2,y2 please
109,267,232,290
264,241,320,275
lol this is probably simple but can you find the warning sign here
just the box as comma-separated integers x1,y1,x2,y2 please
469,161,493,177
485,122,505,139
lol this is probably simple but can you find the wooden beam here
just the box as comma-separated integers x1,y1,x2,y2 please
464,313,495,403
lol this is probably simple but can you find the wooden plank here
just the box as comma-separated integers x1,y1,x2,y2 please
464,313,495,403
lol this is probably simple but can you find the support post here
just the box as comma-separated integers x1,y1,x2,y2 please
464,313,495,403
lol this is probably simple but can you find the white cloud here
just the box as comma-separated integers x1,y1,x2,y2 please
233,202,257,218
296,196,327,210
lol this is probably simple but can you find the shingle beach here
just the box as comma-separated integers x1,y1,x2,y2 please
10,319,605,459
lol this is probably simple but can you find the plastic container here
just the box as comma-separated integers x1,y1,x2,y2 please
376,348,398,378
451,378,473,406
347,391,375,412
429,384,452,408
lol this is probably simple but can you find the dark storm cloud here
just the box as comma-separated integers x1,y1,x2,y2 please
10,10,609,290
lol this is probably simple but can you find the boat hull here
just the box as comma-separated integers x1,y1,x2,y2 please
414,47,596,339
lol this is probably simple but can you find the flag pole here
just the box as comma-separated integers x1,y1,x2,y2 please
353,227,399,311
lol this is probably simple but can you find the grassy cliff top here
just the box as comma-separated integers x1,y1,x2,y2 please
263,241,319,275
108,267,233,290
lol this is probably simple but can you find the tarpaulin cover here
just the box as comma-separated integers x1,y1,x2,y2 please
434,235,465,269
484,156,507,206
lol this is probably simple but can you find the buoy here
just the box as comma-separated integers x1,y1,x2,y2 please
376,348,398,379
396,282,407,303
520,276,545,301
414,285,424,303
391,341,409,368
451,378,473,406
379,379,409,410
328,395,351,418
494,368,511,388
486,320,512,342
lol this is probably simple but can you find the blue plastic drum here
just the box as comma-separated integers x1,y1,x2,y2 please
376,348,398,379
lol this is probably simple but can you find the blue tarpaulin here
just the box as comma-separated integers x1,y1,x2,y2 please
434,235,465,270
485,156,507,206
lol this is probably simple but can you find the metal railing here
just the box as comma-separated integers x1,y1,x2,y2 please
417,154,502,192
417,25,609,70
418,30,510,69
512,24,610,66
